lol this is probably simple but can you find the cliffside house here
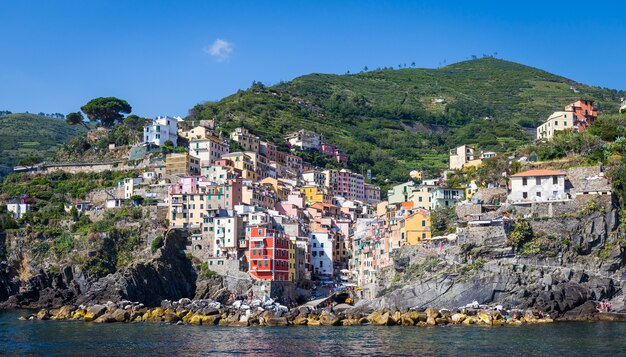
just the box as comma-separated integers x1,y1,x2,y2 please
7,199,31,220
508,169,567,203
449,145,485,170
536,100,597,140
285,129,322,151
143,116,181,147
431,187,465,209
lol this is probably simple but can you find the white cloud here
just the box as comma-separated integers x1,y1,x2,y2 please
204,39,233,61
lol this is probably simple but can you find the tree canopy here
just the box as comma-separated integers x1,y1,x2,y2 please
123,114,150,144
80,97,132,128
66,111,88,129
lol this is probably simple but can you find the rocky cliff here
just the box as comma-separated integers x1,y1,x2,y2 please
360,196,626,318
0,229,197,308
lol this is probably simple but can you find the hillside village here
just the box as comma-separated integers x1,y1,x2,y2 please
4,93,626,312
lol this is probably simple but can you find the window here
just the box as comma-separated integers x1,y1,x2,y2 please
553,176,558,184
523,192,528,199
536,192,542,197
522,178,527,186
422,220,426,227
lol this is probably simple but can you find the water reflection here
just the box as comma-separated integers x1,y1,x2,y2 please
1,310,625,356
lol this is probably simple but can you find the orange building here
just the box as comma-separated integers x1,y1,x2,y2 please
566,100,597,131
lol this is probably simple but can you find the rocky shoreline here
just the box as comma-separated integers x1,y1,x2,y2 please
19,298,564,327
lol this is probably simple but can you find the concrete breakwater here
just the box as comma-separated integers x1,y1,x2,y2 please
20,298,556,327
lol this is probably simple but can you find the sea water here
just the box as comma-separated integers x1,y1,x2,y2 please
1,309,625,356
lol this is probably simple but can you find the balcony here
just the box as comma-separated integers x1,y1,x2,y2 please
251,264,273,272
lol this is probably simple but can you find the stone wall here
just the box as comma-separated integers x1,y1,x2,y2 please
456,203,482,220
512,194,613,219
463,223,509,247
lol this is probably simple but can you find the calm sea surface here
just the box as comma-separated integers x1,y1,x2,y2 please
1,309,626,356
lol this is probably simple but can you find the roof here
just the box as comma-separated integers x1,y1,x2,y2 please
511,169,565,177
309,202,339,210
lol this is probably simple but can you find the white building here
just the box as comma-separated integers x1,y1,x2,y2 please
7,202,31,220
120,177,142,199
213,215,242,258
431,187,465,209
309,231,334,276
536,111,575,140
143,116,181,147
285,129,322,151
480,151,497,159
508,169,567,202
302,170,326,187
189,137,229,166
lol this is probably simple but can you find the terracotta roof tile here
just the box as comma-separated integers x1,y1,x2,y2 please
511,169,565,177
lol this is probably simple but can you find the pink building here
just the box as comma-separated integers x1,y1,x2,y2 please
326,169,365,201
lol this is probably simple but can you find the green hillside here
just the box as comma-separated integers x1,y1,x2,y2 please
190,58,625,183
0,113,87,169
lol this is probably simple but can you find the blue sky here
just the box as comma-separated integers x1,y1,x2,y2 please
1,0,624,118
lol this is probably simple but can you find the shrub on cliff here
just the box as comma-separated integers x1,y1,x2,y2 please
151,235,164,254
508,219,533,250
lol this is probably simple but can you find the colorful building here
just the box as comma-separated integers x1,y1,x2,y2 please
301,185,332,205
400,209,431,245
248,226,290,281
143,116,180,147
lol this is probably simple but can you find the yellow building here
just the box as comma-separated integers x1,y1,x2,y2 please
301,185,332,205
222,152,257,181
260,177,289,201
289,237,297,282
465,180,479,200
400,210,431,246
179,125,210,140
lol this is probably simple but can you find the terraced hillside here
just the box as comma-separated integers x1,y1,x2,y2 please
189,58,625,182
0,113,87,170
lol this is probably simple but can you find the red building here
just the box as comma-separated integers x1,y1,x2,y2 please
320,143,348,166
567,100,597,131
248,226,290,281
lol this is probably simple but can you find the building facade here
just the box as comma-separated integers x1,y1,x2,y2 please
248,226,290,281
508,169,567,202
143,116,180,147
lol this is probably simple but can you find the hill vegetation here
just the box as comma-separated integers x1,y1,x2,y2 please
190,58,625,185
0,113,88,169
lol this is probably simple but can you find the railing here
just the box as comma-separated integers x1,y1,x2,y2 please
251,266,273,272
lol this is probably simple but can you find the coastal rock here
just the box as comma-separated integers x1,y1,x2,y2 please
77,230,196,307
265,317,289,326
112,309,129,322
84,304,106,322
